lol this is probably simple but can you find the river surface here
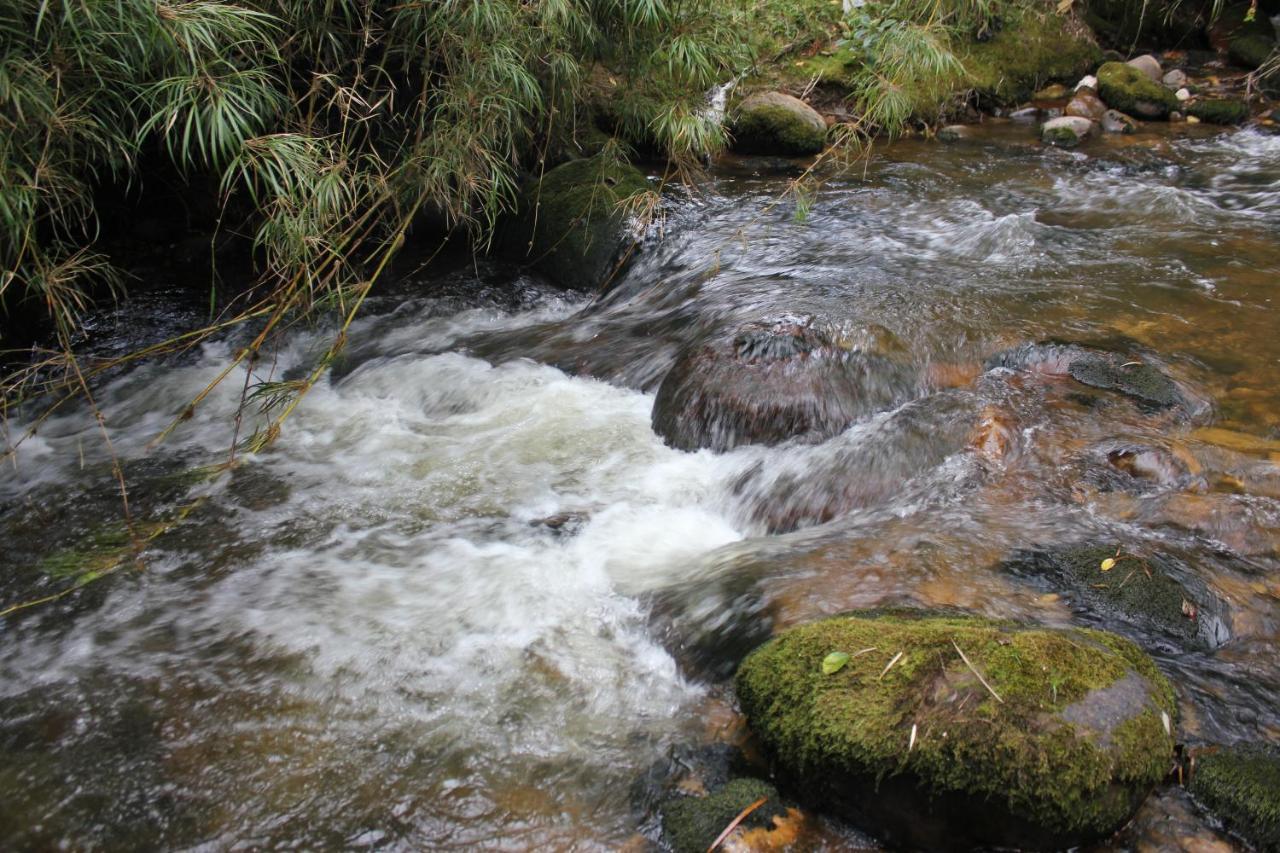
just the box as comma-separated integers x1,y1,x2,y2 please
2,123,1279,850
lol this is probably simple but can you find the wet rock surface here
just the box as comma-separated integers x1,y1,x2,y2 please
999,544,1228,651
987,341,1188,411
651,317,916,452
735,611,1177,851
730,92,827,156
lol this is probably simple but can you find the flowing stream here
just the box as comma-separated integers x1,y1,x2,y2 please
2,123,1280,849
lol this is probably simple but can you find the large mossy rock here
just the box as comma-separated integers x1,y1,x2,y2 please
1097,61,1180,118
514,155,650,292
735,611,1176,850
1189,743,1280,852
1220,1,1279,69
962,10,1103,105
651,317,915,452
730,92,827,156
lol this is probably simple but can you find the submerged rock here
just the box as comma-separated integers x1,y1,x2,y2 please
661,777,788,853
1189,743,1280,852
1102,109,1140,133
651,317,914,453
1187,97,1250,125
735,611,1177,850
511,155,650,291
987,341,1186,411
1042,115,1095,146
1000,545,1225,650
730,92,827,156
1097,61,1179,119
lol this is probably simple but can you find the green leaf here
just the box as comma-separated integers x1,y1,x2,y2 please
822,651,851,675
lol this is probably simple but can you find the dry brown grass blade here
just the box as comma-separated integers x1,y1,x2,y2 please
953,640,1004,704
706,796,768,853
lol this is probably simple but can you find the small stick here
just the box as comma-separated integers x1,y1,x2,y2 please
878,651,904,681
707,796,768,853
1118,567,1140,589
953,641,1004,704
852,646,878,658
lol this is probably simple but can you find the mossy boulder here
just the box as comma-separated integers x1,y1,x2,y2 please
1042,115,1096,147
1000,545,1225,650
514,154,650,292
661,778,788,853
962,10,1103,106
1187,97,1251,124
1230,32,1277,68
1189,743,1280,851
1097,61,1180,118
735,611,1176,850
730,92,827,156
1220,1,1278,68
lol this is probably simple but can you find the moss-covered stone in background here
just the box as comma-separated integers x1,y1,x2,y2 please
735,611,1176,850
513,154,650,292
1084,0,1214,49
731,92,828,155
661,778,787,853
963,10,1103,106
1187,97,1251,124
1097,61,1180,117
1189,743,1280,851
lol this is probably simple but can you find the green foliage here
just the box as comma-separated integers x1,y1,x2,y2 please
1,0,749,341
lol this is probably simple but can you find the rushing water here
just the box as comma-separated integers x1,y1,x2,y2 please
3,124,1280,849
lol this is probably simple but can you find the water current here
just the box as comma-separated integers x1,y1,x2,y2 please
2,123,1279,849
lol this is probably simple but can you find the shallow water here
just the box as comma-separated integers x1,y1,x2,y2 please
3,123,1280,849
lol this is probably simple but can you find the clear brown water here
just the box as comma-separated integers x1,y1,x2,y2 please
2,123,1279,849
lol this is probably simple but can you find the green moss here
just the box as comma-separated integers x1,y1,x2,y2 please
1190,743,1280,851
735,612,1175,846
1187,97,1250,124
1002,545,1206,648
518,154,650,291
1067,354,1182,408
962,11,1103,105
732,104,827,155
1230,32,1277,68
661,778,786,853
1097,61,1179,118
1044,123,1087,147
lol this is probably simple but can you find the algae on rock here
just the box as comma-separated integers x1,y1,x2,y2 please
1190,743,1280,852
735,611,1176,850
513,154,651,292
661,778,787,853
1097,61,1180,117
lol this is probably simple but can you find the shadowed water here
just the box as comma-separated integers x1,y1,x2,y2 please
2,123,1279,849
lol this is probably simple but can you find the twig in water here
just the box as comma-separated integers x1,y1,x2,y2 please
706,796,768,853
952,640,1004,704
878,651,904,681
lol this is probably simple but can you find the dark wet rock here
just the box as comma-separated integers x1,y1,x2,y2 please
1000,544,1227,650
1221,1,1279,69
1084,0,1211,49
1103,444,1196,489
987,341,1186,411
661,777,788,853
1187,97,1250,125
509,154,650,292
1189,742,1280,852
730,391,974,534
651,317,915,453
1098,61,1180,118
1127,54,1164,82
735,611,1176,851
1042,115,1095,146
1066,90,1109,121
1231,32,1277,68
730,92,827,156
1102,108,1140,133
529,511,588,536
